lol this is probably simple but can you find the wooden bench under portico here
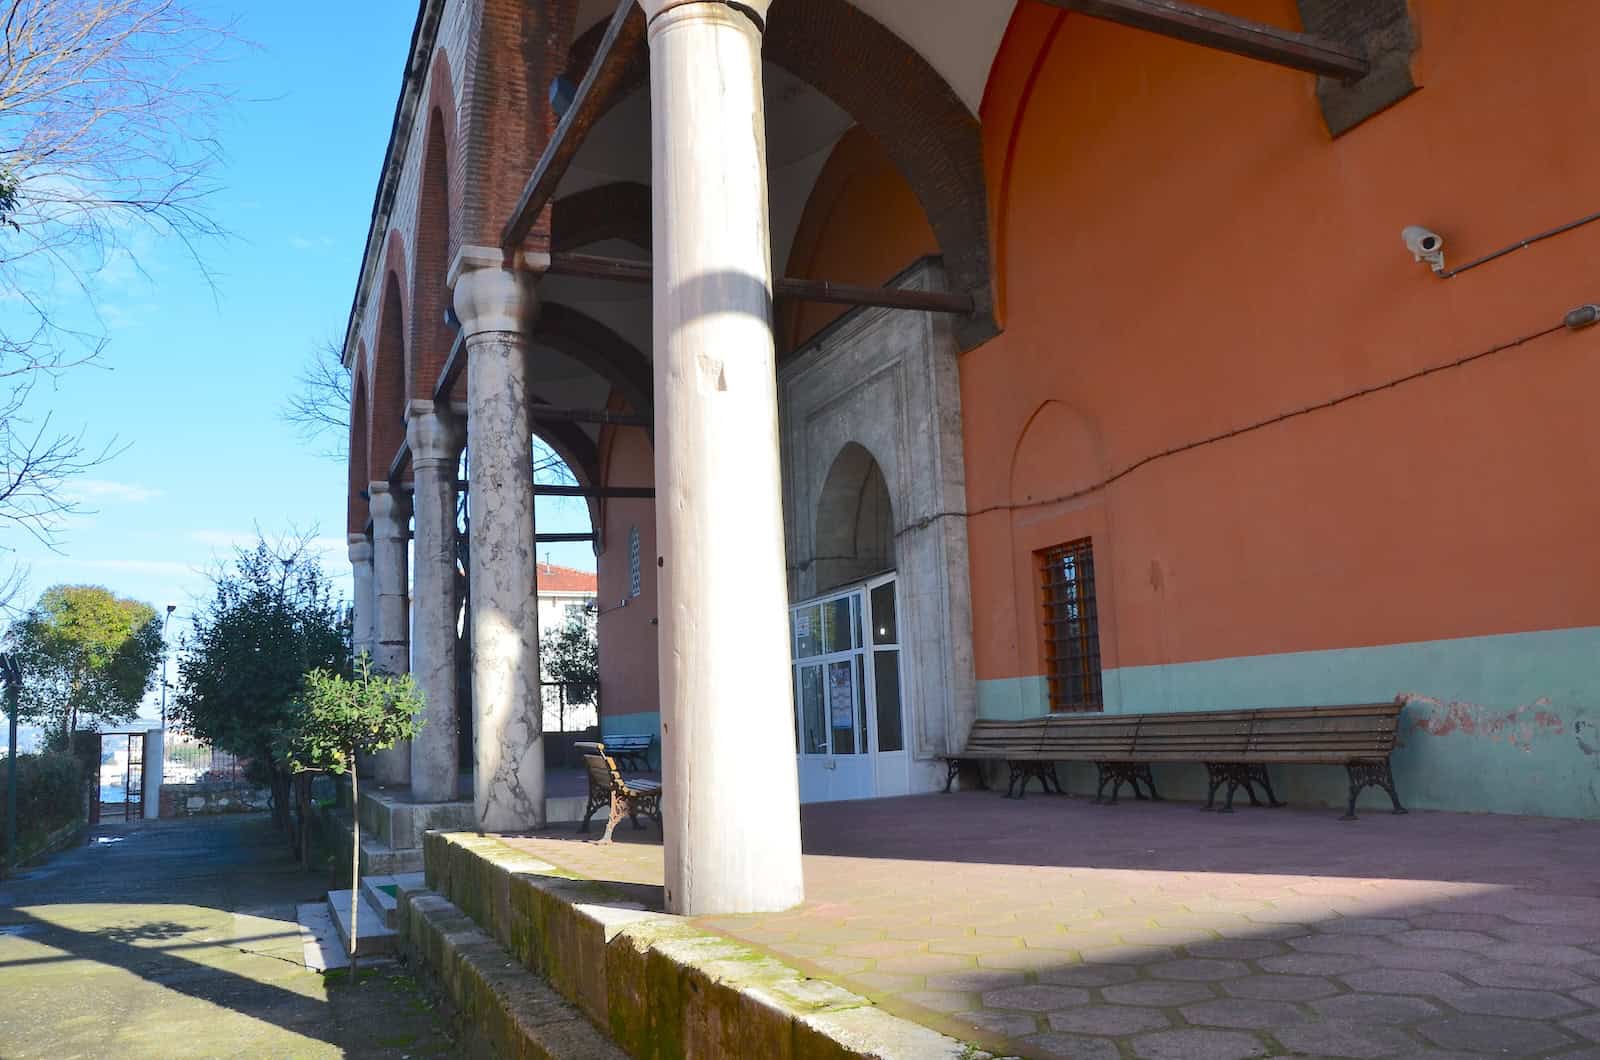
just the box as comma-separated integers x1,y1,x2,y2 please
575,742,662,843
942,699,1409,819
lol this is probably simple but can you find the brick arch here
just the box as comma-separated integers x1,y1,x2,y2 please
369,258,409,486
410,103,455,399
568,0,996,346
349,348,370,533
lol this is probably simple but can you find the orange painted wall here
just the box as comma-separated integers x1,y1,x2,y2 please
780,127,938,352
595,415,659,718
789,0,1600,686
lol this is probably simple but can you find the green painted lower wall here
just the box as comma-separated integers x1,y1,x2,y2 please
601,710,661,742
975,626,1600,819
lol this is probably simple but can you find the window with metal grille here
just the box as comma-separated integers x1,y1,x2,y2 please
1039,538,1103,713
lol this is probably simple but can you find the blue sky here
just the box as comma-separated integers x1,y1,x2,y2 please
4,3,593,721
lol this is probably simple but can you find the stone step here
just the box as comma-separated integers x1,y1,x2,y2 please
401,888,627,1059
360,872,425,930
293,901,349,972
326,888,398,958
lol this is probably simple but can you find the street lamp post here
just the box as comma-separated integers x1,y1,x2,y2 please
160,604,175,729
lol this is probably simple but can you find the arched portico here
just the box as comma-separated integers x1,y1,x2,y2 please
814,442,894,593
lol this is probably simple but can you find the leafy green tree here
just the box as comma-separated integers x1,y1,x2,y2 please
173,537,347,828
7,585,161,747
283,655,423,978
542,608,598,707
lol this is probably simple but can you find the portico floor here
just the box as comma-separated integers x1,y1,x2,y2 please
499,791,1600,1059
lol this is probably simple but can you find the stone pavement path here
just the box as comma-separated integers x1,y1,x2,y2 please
506,792,1600,1059
0,813,455,1059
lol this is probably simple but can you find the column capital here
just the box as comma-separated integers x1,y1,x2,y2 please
639,0,771,27
368,481,412,540
405,399,466,471
347,533,373,565
448,245,546,339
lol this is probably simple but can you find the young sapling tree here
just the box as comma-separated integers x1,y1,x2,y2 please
284,653,423,979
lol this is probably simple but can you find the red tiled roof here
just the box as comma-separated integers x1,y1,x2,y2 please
535,562,597,594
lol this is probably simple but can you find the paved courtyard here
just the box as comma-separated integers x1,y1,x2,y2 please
0,814,455,1059
506,790,1600,1059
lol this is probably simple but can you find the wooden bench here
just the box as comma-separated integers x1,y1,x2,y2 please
575,743,662,842
598,733,655,771
944,699,1409,818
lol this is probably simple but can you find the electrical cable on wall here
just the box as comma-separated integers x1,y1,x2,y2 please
880,307,1588,544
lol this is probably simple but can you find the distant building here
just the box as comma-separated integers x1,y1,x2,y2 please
534,561,596,636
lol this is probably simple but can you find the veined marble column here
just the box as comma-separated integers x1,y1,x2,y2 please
642,0,803,915
348,534,376,662
450,246,544,831
406,399,466,803
369,480,413,787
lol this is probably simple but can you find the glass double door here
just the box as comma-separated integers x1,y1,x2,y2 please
791,574,908,803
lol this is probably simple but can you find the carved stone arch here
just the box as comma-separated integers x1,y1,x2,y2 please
349,354,370,533
534,303,653,425
814,441,895,593
567,0,996,346
551,181,651,253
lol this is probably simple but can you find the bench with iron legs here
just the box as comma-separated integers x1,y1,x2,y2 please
942,699,1409,818
575,743,662,842
597,733,656,771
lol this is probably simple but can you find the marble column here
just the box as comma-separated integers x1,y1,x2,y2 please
348,534,376,662
642,0,804,915
449,245,544,831
406,399,466,803
369,480,413,787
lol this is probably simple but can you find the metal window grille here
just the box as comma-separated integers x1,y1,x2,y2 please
1039,539,1104,713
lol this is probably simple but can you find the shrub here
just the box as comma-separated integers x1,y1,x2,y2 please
0,752,84,859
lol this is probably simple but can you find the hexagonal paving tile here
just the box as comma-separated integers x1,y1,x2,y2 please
977,947,1080,973
928,935,1022,957
1273,1019,1415,1059
925,969,1030,993
1418,1013,1575,1054
1148,957,1250,981
1074,943,1175,966
1259,952,1369,977
981,984,1093,1012
1480,942,1597,965
1340,968,1470,998
1413,912,1515,934
1131,1027,1267,1060
1221,973,1340,1002
1185,938,1287,961
1461,961,1591,991
1564,1013,1600,1044
1312,992,1442,1024
1367,945,1481,972
1314,916,1410,935
898,989,978,1014
1286,933,1395,957
1102,979,1217,1006
1030,963,1137,989
1047,1003,1170,1036
1391,929,1499,951
1444,986,1584,1019
958,1008,1040,1040
1180,997,1310,1030
1021,1031,1122,1060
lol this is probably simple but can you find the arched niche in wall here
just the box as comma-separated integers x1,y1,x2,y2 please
814,442,894,594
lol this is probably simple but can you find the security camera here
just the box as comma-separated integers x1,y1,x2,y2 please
1401,225,1445,273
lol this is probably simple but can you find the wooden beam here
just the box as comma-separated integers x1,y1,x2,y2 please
1040,0,1368,81
529,405,650,428
441,480,655,500
536,532,597,544
433,331,465,403
501,0,645,249
545,252,977,315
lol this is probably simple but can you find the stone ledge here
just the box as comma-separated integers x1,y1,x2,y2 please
411,831,989,1059
402,887,628,1059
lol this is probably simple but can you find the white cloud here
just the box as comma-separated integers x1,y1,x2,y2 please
68,479,163,503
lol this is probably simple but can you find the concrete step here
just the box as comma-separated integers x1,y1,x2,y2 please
294,901,349,972
360,872,424,930
327,888,398,958
402,888,627,1059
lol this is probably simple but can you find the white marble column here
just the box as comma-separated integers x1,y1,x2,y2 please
369,480,413,787
643,0,804,915
406,399,466,803
450,245,544,831
348,534,376,662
